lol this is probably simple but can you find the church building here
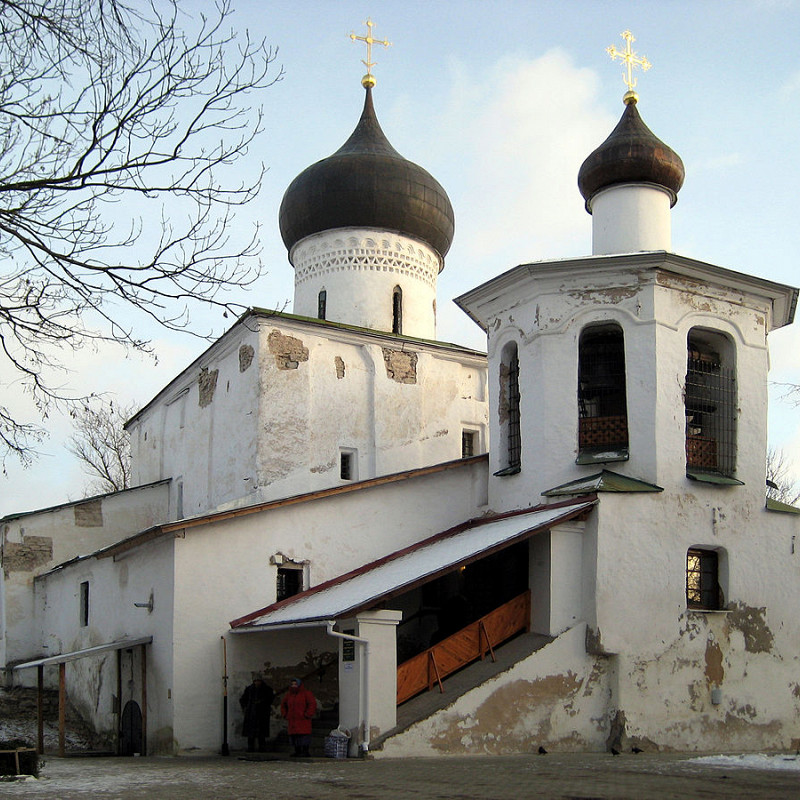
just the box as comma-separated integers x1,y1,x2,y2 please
1,32,798,758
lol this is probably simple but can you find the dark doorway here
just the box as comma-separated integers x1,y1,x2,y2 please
120,700,143,756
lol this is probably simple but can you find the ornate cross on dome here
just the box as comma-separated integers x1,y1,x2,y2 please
350,18,391,88
606,30,651,103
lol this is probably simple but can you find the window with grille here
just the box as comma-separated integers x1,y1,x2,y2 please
495,342,521,475
392,286,403,334
462,430,476,458
685,330,737,479
686,548,722,610
277,567,303,602
318,290,327,320
578,325,628,463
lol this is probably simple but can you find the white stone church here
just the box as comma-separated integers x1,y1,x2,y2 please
2,54,798,759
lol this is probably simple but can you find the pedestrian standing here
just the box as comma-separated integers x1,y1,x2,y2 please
280,678,317,756
239,676,274,752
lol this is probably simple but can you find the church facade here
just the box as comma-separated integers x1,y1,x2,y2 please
1,56,798,758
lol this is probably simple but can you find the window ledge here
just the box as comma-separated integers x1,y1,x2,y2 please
494,466,521,477
576,449,628,466
686,608,731,615
686,470,744,486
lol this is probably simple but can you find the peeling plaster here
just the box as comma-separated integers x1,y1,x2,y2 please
238,344,255,372
728,603,774,654
704,639,724,687
268,330,309,370
198,368,218,407
74,499,103,527
2,535,53,574
382,348,417,384
334,356,345,379
430,673,584,755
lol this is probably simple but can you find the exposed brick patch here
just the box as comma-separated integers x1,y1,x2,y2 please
382,348,417,384
3,536,53,574
334,356,345,379
74,499,103,527
239,344,255,373
268,330,309,370
198,367,219,407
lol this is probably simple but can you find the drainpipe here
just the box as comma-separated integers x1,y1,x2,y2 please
325,621,370,753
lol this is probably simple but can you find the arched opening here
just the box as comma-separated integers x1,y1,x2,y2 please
685,328,737,480
392,286,403,334
577,324,628,463
496,341,521,475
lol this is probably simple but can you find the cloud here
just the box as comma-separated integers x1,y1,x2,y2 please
433,50,614,286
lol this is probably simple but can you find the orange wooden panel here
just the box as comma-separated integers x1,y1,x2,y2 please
397,590,531,704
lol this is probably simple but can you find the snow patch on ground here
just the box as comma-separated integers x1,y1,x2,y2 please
690,753,800,772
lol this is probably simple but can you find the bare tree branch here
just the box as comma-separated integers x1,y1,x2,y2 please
766,447,800,507
67,396,135,494
0,0,281,466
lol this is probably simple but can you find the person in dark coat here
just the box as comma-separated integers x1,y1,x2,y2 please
239,676,274,752
280,678,317,756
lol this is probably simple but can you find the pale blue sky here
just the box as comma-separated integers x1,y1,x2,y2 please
2,0,799,516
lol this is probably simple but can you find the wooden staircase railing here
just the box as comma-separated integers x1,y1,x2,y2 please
396,590,531,705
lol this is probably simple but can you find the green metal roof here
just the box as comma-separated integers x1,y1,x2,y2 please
766,497,800,514
543,470,663,497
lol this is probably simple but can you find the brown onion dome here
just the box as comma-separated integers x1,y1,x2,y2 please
578,99,685,211
279,87,455,261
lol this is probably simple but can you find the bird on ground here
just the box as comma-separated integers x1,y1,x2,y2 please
631,746,643,754
537,746,547,755
610,747,620,756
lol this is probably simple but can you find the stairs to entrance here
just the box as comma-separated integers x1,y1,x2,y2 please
371,630,553,751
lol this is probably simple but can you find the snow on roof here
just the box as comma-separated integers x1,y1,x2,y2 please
230,499,594,631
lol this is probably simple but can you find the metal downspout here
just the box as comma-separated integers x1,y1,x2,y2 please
325,621,370,753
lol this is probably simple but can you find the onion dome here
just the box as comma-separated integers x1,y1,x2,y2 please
578,97,685,211
279,87,455,260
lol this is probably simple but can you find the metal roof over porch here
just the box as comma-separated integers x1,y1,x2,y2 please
230,498,594,632
11,636,153,670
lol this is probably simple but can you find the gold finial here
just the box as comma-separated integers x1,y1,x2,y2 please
350,18,391,88
606,30,651,104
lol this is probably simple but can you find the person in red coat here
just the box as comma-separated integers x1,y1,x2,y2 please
280,678,317,757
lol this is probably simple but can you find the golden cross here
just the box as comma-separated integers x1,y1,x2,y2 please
606,30,651,100
350,18,391,88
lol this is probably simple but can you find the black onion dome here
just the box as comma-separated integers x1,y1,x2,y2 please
279,87,455,259
578,100,685,210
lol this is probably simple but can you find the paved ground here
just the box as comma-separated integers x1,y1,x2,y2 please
1,751,798,799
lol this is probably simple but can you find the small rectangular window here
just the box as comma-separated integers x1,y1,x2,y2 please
340,452,352,480
462,430,476,458
79,581,89,627
318,290,327,320
686,548,721,610
277,567,303,601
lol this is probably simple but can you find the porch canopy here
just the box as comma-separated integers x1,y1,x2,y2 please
12,636,152,757
230,498,594,632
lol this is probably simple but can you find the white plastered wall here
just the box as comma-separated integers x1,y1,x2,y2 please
128,315,488,520
169,458,488,754
1,482,170,671
291,228,441,339
30,537,176,752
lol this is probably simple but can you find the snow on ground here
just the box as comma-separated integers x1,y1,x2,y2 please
690,753,800,772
